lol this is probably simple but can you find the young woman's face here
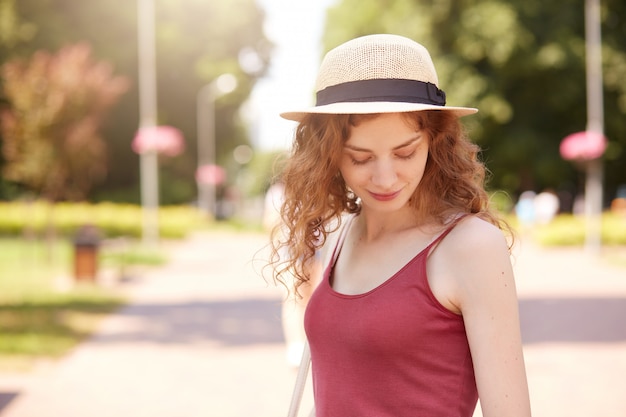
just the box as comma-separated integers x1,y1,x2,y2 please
339,113,429,213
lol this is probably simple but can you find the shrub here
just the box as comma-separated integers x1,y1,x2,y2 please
531,213,626,246
0,201,209,239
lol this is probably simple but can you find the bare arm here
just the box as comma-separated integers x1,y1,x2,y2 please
440,218,531,416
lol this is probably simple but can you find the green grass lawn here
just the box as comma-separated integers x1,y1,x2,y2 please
0,238,126,370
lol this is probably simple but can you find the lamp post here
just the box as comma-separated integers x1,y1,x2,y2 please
137,0,159,249
196,74,238,217
583,0,604,256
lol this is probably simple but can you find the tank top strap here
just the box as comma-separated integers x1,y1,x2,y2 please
424,214,470,257
328,214,357,268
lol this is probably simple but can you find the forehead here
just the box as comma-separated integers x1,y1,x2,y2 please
346,113,422,148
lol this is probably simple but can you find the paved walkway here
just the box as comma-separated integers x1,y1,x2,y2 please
0,230,625,417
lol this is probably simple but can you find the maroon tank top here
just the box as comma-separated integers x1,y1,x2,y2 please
304,217,478,417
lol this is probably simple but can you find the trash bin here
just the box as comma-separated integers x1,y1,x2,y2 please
73,225,101,282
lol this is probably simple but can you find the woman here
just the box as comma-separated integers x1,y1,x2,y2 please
269,34,531,417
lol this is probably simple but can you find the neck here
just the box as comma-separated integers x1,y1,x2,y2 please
357,207,431,242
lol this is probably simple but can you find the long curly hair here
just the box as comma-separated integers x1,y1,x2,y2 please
268,110,509,294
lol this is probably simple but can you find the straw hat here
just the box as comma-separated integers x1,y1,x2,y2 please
280,34,477,121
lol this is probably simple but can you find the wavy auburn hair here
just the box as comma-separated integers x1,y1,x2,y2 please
268,110,508,294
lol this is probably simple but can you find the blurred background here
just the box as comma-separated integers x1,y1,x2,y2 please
0,0,624,211
0,1,625,416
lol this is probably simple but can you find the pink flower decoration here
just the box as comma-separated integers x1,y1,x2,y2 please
560,131,607,161
132,125,185,157
196,164,226,185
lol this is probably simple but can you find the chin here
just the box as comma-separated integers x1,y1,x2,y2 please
365,199,411,213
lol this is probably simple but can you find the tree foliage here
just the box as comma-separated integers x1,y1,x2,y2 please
0,0,270,203
1,43,129,201
0,0,36,49
323,0,626,205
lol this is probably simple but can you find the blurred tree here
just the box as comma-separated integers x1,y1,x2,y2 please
323,0,626,205
0,0,36,198
0,0,36,49
0,0,270,204
245,149,288,197
1,43,129,201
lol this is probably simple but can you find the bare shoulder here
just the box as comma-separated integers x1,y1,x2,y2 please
440,215,512,277
443,215,509,254
428,215,514,312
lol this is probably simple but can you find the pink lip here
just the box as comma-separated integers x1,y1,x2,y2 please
369,190,401,201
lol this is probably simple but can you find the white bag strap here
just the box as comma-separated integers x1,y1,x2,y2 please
287,341,311,417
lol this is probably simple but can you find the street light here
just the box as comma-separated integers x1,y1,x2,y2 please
196,74,238,217
137,0,159,249
583,0,605,256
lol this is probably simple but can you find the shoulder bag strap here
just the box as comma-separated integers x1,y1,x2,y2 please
287,341,311,417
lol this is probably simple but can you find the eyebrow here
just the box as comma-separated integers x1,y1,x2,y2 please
344,135,423,152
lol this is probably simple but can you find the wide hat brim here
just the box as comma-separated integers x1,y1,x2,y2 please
280,101,478,122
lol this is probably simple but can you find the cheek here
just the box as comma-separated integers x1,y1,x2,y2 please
338,161,367,190
404,152,429,181
338,167,358,188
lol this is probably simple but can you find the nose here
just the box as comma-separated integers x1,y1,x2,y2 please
371,159,398,189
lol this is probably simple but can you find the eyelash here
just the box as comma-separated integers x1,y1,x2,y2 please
350,158,369,166
397,152,416,161
350,151,416,166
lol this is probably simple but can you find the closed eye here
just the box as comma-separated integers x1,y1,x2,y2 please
395,150,416,160
350,156,372,165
